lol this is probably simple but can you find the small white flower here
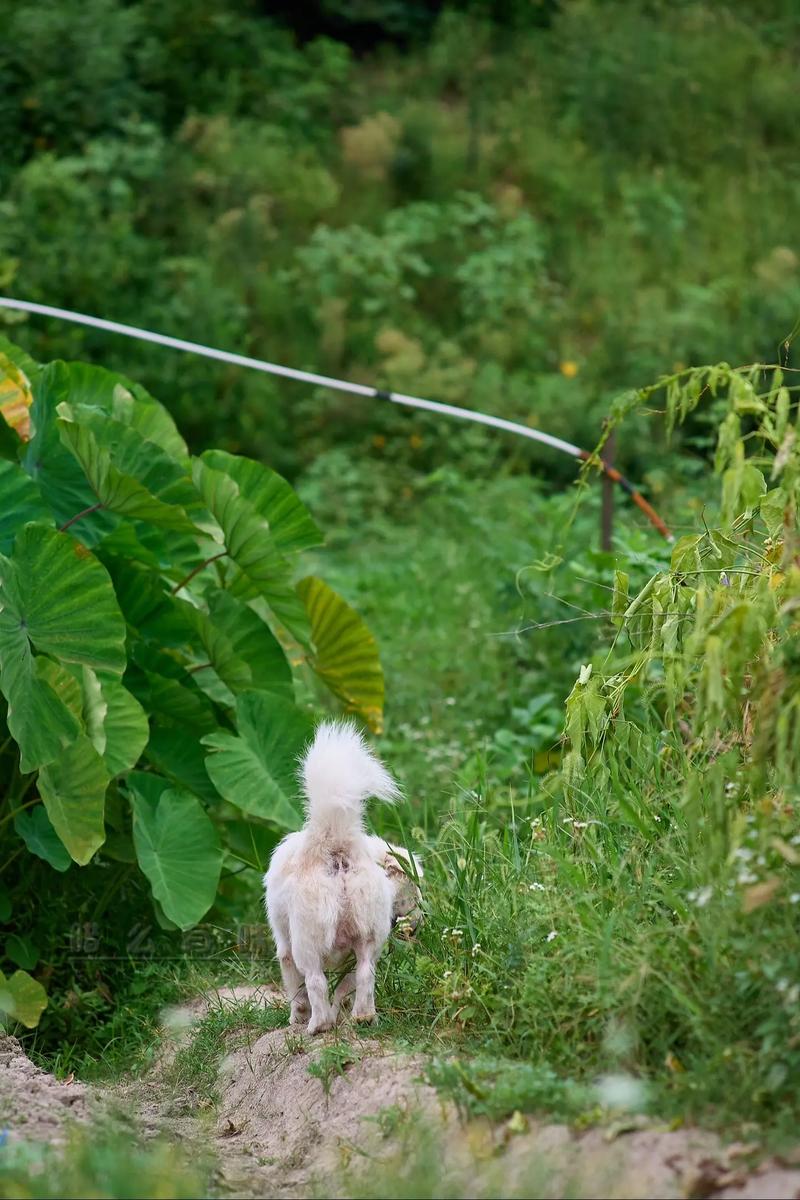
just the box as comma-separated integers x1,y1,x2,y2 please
443,970,452,979
529,882,545,892
790,893,800,904
546,930,558,943
445,697,456,706
578,663,593,685
687,886,712,907
595,1073,649,1112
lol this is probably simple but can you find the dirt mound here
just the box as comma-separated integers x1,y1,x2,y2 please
214,1025,443,1196
0,1034,89,1145
165,999,800,1199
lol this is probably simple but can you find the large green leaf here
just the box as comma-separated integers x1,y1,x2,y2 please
201,450,322,555
0,523,126,671
0,525,125,769
296,576,385,733
194,590,293,697
24,363,118,541
0,461,52,553
57,403,198,532
192,458,311,646
14,805,72,872
102,678,150,775
129,781,222,929
202,691,311,829
38,735,109,865
0,968,48,1028
0,651,81,774
80,664,150,775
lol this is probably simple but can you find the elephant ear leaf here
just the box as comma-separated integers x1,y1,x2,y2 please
0,524,126,772
191,457,311,646
0,968,48,1028
296,576,385,733
202,691,311,829
201,450,322,555
56,402,197,532
38,735,110,865
129,780,223,930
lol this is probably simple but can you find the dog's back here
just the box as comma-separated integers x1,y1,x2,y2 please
264,721,400,961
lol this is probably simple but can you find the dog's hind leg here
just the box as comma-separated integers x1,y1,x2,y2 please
332,969,356,1018
277,946,310,1025
351,941,378,1023
294,954,335,1034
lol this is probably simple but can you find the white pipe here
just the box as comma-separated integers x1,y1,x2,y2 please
0,297,583,459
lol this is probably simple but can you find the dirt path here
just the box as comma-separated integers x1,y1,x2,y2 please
4,992,800,1199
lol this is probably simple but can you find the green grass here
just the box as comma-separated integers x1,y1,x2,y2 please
0,1131,212,1200
165,996,286,1104
14,459,800,1154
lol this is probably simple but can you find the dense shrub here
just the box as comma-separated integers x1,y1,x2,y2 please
0,339,383,1028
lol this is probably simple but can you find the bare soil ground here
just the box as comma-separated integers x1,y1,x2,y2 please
4,990,800,1199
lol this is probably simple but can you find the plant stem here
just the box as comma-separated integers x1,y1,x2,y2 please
171,551,228,595
0,796,39,831
60,502,104,532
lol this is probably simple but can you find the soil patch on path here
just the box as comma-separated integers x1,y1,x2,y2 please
5,990,800,1199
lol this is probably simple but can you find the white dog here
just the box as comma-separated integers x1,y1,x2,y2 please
264,720,421,1034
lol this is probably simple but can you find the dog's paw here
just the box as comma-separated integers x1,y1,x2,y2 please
308,1013,335,1035
289,1007,310,1026
352,1006,377,1024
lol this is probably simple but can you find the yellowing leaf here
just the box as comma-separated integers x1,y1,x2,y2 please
0,353,33,441
0,968,48,1027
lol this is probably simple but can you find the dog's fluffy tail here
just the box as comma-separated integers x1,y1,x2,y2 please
301,720,399,837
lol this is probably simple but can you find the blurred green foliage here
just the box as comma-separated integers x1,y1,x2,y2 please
1,0,798,485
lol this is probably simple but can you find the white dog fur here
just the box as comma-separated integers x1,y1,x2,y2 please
264,720,421,1034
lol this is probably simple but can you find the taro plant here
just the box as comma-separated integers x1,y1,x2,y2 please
0,337,384,1028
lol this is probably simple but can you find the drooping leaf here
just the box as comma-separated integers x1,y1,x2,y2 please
0,968,48,1028
0,461,52,553
202,690,312,829
38,735,109,865
14,805,72,872
129,782,223,929
201,450,322,555
296,576,385,733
